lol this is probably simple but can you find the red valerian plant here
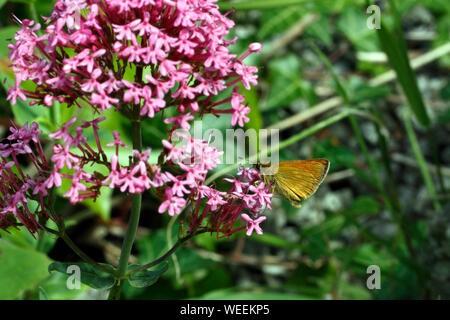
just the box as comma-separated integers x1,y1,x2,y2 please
2,0,271,298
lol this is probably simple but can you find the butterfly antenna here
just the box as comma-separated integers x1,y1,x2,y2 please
11,14,23,26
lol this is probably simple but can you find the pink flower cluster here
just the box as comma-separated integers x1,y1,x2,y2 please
4,0,271,237
0,122,50,235
187,166,272,238
7,0,261,125
1,119,271,237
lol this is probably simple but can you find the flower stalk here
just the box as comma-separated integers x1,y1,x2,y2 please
108,114,143,299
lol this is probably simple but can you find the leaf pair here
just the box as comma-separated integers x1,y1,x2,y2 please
48,262,168,291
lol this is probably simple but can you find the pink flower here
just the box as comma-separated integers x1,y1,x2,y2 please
249,182,273,209
237,166,261,182
113,20,141,44
132,12,155,36
174,30,198,56
64,179,87,204
81,68,102,92
51,144,79,169
162,140,185,162
48,117,77,144
78,49,106,73
152,168,168,187
231,91,250,127
123,81,142,104
102,72,123,94
206,190,227,211
158,189,186,216
140,86,166,118
165,172,190,197
119,167,146,194
223,177,248,194
159,59,179,77
240,214,267,236
6,86,27,105
103,154,123,188
164,113,194,131
234,62,259,90
45,169,63,188
91,91,119,111
145,74,173,99
106,131,130,155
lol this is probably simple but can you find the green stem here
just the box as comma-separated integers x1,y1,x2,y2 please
166,215,182,283
108,117,143,300
59,231,116,275
44,208,116,275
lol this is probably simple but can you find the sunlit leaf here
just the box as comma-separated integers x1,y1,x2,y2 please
0,241,51,299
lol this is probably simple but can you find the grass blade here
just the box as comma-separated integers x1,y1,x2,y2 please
403,109,441,212
375,0,431,128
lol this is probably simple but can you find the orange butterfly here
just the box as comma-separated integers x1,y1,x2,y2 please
259,159,330,207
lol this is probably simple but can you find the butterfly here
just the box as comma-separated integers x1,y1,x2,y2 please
258,159,330,207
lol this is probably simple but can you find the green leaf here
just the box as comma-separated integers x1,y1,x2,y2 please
305,15,332,47
128,263,169,288
0,240,52,299
437,107,450,125
242,85,262,132
48,262,116,290
0,218,57,254
83,187,113,221
336,6,380,51
0,26,20,58
0,225,41,249
39,272,90,300
192,266,233,296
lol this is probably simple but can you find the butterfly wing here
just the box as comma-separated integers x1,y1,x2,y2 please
271,159,329,207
